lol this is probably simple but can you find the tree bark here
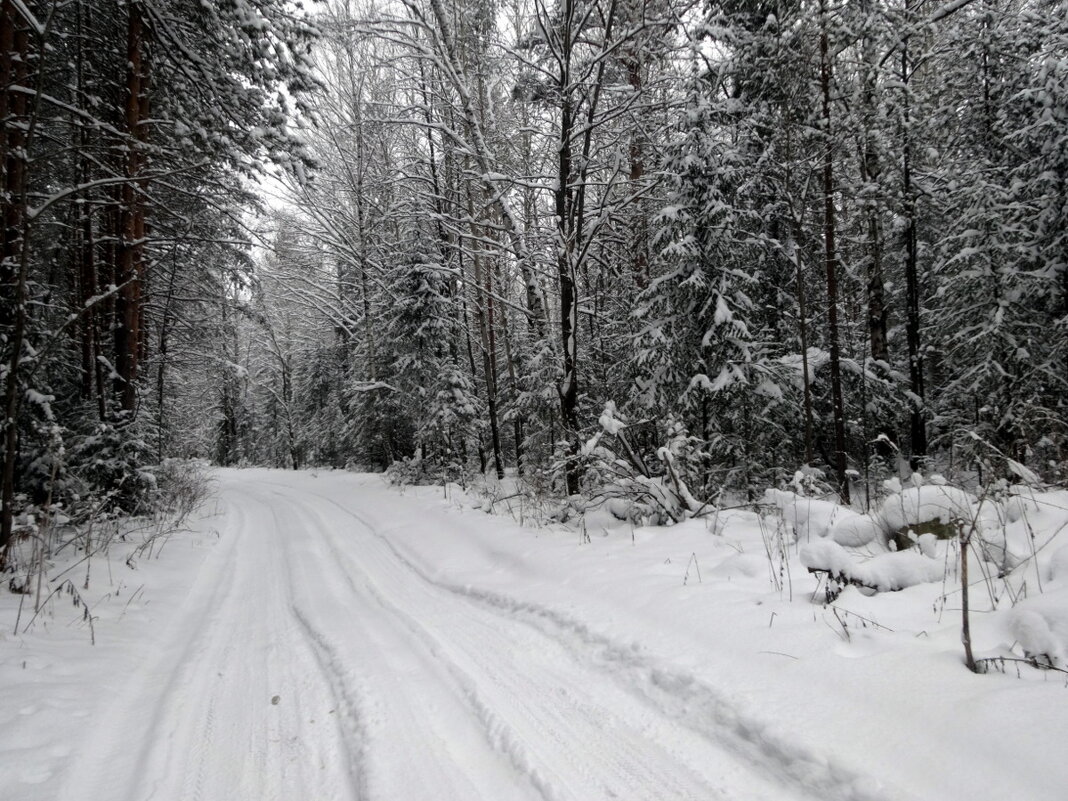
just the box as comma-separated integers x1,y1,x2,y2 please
820,4,850,503
115,1,148,414
1,0,26,330
900,11,927,462
622,2,648,289
468,207,505,479
859,2,890,371
0,0,30,560
555,0,581,495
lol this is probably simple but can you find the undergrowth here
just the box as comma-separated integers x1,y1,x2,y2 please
3,459,213,641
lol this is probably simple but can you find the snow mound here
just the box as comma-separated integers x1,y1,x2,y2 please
761,489,857,540
1050,545,1068,583
1008,588,1068,668
825,513,882,547
1001,490,1068,578
1004,486,1044,523
877,485,976,532
800,540,945,592
765,485,995,552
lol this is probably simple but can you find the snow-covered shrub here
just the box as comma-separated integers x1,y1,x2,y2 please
878,485,976,539
580,404,708,525
385,450,469,488
385,455,425,487
1008,594,1068,670
780,478,1024,568
67,423,157,514
761,488,857,542
824,513,883,548
16,419,66,505
788,466,836,497
800,540,945,596
148,460,212,526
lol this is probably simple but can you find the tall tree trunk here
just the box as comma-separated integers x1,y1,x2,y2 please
622,3,648,289
74,0,100,406
784,114,815,468
500,307,525,475
155,254,180,462
484,258,504,480
790,236,815,467
820,4,850,503
0,0,30,563
465,180,505,479
859,3,890,370
0,0,31,560
858,1,894,466
115,1,145,414
556,122,580,493
555,0,583,496
900,5,927,462
1,0,26,329
476,242,505,478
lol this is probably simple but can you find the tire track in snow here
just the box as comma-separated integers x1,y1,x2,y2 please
294,503,560,801
288,605,371,800
155,492,360,801
284,489,783,801
57,486,362,801
268,487,548,801
150,490,360,801
296,485,910,801
262,500,367,801
58,502,245,801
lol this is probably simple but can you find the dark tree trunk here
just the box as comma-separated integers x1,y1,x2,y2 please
860,14,890,371
900,13,927,462
1,0,26,327
623,37,648,289
555,0,581,495
481,247,504,480
793,238,815,467
0,0,30,560
820,7,850,504
115,1,148,415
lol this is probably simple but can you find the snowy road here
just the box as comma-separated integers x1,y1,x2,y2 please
8,467,1061,801
52,470,857,801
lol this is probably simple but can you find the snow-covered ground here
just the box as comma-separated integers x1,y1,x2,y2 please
2,467,1066,800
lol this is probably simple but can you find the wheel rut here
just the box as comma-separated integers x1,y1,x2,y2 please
276,487,808,801
287,484,906,801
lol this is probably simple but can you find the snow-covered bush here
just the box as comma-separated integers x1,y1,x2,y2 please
779,478,1028,572
580,404,707,525
800,539,945,597
386,450,469,488
67,423,157,514
761,488,860,542
147,460,212,526
823,513,884,548
1009,602,1067,669
790,475,1068,674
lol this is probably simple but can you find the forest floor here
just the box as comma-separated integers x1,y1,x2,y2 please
1,467,1066,801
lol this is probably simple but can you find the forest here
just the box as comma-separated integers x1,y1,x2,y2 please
2,0,1067,554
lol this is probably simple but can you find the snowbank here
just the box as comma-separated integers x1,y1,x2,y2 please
877,485,977,532
825,513,884,547
1008,588,1068,668
761,488,858,540
800,540,945,592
